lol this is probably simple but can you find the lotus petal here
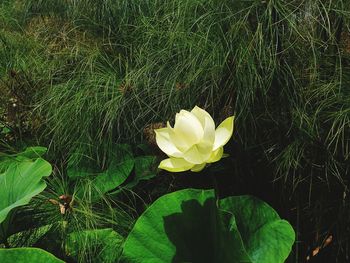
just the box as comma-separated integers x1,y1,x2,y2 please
158,157,194,172
155,128,182,157
190,163,207,172
173,110,204,147
213,116,234,151
191,106,215,144
207,147,224,163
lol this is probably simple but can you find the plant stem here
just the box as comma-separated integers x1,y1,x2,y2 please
210,168,219,201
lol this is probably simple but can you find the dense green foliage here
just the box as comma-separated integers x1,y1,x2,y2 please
0,146,140,262
1,0,349,262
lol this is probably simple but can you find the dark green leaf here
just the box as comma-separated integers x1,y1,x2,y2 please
122,190,295,263
220,196,295,263
124,155,157,189
0,147,47,173
0,248,63,263
66,151,98,180
18,147,47,159
122,189,250,263
66,228,123,263
74,145,135,200
91,151,134,196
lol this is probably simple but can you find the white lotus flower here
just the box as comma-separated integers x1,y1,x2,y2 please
155,106,234,172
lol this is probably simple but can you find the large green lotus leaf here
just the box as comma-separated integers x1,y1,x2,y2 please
67,144,134,181
66,151,98,180
122,189,251,263
73,145,134,200
66,228,123,263
67,162,97,180
0,147,47,173
220,195,295,263
0,158,52,224
91,156,134,195
17,147,48,159
0,248,63,263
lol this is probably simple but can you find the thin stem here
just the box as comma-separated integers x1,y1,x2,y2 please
210,167,219,201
